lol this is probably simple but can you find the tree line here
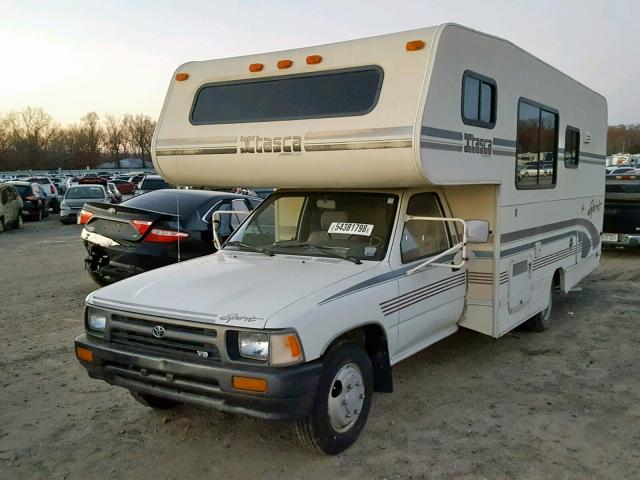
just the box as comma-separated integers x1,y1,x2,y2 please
1,106,638,171
0,107,156,171
607,124,640,155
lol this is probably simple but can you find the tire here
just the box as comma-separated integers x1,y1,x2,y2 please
295,341,373,455
87,268,116,287
130,391,182,410
525,281,554,332
36,207,43,221
0,217,4,233
52,200,60,214
43,205,49,218
16,215,23,229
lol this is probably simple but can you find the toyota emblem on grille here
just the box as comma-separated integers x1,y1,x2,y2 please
108,208,116,214
152,325,166,338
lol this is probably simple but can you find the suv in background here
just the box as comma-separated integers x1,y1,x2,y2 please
135,175,170,195
0,183,24,232
28,177,60,212
8,181,48,221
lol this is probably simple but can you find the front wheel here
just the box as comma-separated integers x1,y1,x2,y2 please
525,281,554,331
296,341,373,455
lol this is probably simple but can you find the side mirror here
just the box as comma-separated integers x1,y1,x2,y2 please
466,220,489,244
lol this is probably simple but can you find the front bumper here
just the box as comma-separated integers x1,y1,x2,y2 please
75,333,322,420
602,234,640,247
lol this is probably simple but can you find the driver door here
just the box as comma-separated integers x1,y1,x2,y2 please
391,192,466,357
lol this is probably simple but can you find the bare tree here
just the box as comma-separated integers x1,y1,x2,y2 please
103,114,124,168
4,107,54,169
123,113,156,168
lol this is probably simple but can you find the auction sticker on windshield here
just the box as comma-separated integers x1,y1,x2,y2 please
328,222,374,236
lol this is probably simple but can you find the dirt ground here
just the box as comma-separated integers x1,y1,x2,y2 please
1,216,639,480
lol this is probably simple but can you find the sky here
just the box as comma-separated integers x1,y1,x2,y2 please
1,0,638,125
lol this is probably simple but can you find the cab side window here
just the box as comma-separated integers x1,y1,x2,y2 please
401,193,450,263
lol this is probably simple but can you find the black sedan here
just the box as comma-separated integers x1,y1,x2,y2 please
79,189,262,286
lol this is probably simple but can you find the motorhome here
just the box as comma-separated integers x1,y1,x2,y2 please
75,24,607,454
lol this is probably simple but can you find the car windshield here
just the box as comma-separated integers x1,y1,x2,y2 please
66,186,105,199
226,192,398,261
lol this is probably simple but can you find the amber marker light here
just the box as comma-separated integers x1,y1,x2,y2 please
287,335,302,357
175,72,189,81
405,40,425,51
277,59,293,69
249,63,264,72
306,55,322,65
232,376,268,393
76,347,94,363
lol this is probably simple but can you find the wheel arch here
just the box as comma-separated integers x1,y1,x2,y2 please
320,322,393,393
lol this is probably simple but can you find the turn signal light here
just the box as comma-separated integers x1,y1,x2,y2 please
232,376,267,393
78,209,94,225
76,347,94,363
277,59,293,69
405,40,425,51
249,63,264,72
175,72,189,81
306,55,322,65
144,228,189,243
287,335,302,357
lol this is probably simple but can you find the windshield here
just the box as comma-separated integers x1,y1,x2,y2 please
226,192,398,261
66,186,105,199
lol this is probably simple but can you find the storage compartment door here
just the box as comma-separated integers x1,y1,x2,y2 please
508,256,532,313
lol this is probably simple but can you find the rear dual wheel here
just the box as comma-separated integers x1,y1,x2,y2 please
296,341,373,455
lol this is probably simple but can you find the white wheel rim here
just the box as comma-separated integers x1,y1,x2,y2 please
327,362,365,433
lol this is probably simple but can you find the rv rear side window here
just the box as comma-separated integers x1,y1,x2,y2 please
515,99,558,190
461,71,497,129
190,66,383,125
564,126,580,168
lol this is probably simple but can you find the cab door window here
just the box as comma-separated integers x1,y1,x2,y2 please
401,193,450,263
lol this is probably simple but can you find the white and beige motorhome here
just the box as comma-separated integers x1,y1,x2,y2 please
75,24,607,454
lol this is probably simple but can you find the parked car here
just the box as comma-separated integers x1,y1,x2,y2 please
111,179,135,195
106,182,123,203
607,167,636,176
60,185,109,224
135,175,171,195
8,181,48,220
0,183,24,232
28,177,59,212
80,189,262,285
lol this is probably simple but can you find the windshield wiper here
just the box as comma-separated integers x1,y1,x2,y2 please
225,241,274,257
272,242,362,265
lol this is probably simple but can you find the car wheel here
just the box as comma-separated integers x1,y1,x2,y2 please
36,209,43,221
52,201,60,213
0,217,4,233
130,391,182,410
43,205,49,217
87,268,117,287
295,341,373,455
525,281,554,332
16,215,23,229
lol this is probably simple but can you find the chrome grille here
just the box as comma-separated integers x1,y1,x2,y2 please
109,314,221,364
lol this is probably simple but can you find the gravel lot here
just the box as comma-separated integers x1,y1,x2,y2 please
1,217,639,479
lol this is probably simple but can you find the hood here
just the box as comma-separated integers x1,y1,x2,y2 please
88,251,377,328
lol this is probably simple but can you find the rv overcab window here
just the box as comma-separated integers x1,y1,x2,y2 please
516,99,558,189
190,66,383,125
564,126,580,169
461,71,496,128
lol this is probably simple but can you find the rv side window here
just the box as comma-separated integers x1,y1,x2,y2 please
564,126,580,168
401,193,450,264
461,71,496,129
515,99,558,189
191,67,383,125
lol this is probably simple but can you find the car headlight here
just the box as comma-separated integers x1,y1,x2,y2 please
238,332,269,361
60,201,68,209
237,331,304,365
86,307,107,332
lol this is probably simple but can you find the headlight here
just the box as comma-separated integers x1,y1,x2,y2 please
86,307,107,332
60,201,68,209
238,332,269,361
